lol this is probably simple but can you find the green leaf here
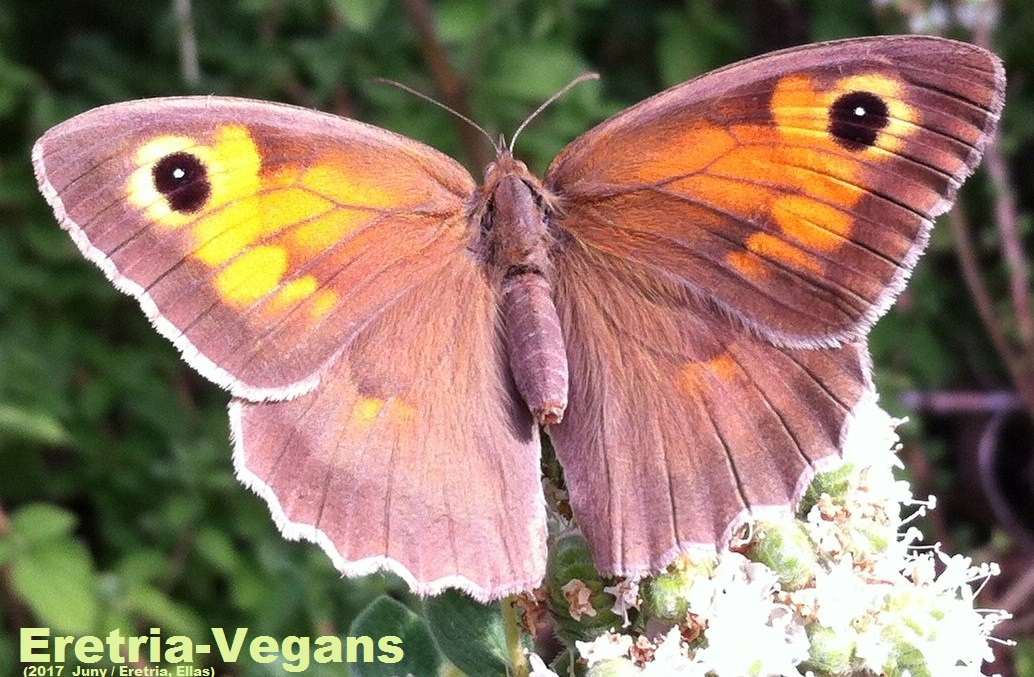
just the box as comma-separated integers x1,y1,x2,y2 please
424,591,510,676
9,503,77,544
331,0,387,32
434,0,494,43
349,596,442,677
195,525,241,574
124,583,206,639
117,548,170,585
11,539,99,632
656,5,744,86
488,43,584,101
0,403,72,446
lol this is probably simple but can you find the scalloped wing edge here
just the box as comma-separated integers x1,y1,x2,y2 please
227,400,546,602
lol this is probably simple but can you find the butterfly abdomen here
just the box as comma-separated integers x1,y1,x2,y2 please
501,272,568,425
485,160,569,425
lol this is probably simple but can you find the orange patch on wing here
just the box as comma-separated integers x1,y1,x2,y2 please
127,123,467,331
258,154,424,260
572,70,926,295
729,232,823,281
351,396,417,429
750,232,823,272
678,352,740,394
300,162,402,209
282,208,375,257
262,275,318,317
353,396,385,425
683,72,917,280
631,123,738,184
771,196,852,252
726,251,768,281
182,138,424,309
308,289,339,320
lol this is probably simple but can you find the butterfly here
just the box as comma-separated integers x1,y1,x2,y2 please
33,36,1005,601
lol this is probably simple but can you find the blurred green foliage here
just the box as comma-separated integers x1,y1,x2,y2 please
1,0,1031,675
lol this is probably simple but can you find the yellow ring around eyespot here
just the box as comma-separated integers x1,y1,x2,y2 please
187,125,265,266
770,73,918,157
126,125,266,267
125,125,346,315
833,74,917,155
127,135,207,229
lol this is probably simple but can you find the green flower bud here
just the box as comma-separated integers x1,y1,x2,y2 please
803,624,857,675
843,520,895,560
799,463,855,514
547,529,621,642
640,555,714,624
879,623,930,677
746,519,818,590
586,657,640,677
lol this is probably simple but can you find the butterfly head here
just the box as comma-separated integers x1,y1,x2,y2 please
481,150,528,187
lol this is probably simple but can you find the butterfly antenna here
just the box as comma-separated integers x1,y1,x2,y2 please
509,72,600,152
370,78,499,153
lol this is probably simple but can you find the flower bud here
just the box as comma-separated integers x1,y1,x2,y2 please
746,519,818,590
586,657,639,677
804,624,857,675
546,529,621,642
799,463,855,514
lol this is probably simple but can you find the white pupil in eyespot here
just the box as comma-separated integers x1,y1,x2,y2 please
853,106,866,117
172,167,186,180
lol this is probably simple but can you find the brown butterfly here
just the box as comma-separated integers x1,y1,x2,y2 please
33,36,1005,600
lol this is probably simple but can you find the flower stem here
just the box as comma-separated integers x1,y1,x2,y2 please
502,595,529,677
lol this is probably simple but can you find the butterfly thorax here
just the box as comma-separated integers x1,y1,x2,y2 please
478,152,568,426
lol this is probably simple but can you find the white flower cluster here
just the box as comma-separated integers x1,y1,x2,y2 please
533,409,1011,676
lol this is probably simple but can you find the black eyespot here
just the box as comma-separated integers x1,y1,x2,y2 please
152,152,211,213
828,91,889,151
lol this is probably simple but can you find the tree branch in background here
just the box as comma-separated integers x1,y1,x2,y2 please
970,0,1034,353
947,208,1033,406
986,140,1033,348
402,0,494,169
174,0,200,86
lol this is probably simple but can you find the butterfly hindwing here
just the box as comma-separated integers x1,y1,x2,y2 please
231,261,546,600
548,243,877,573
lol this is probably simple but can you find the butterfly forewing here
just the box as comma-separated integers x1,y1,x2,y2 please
33,97,476,400
545,36,1005,347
